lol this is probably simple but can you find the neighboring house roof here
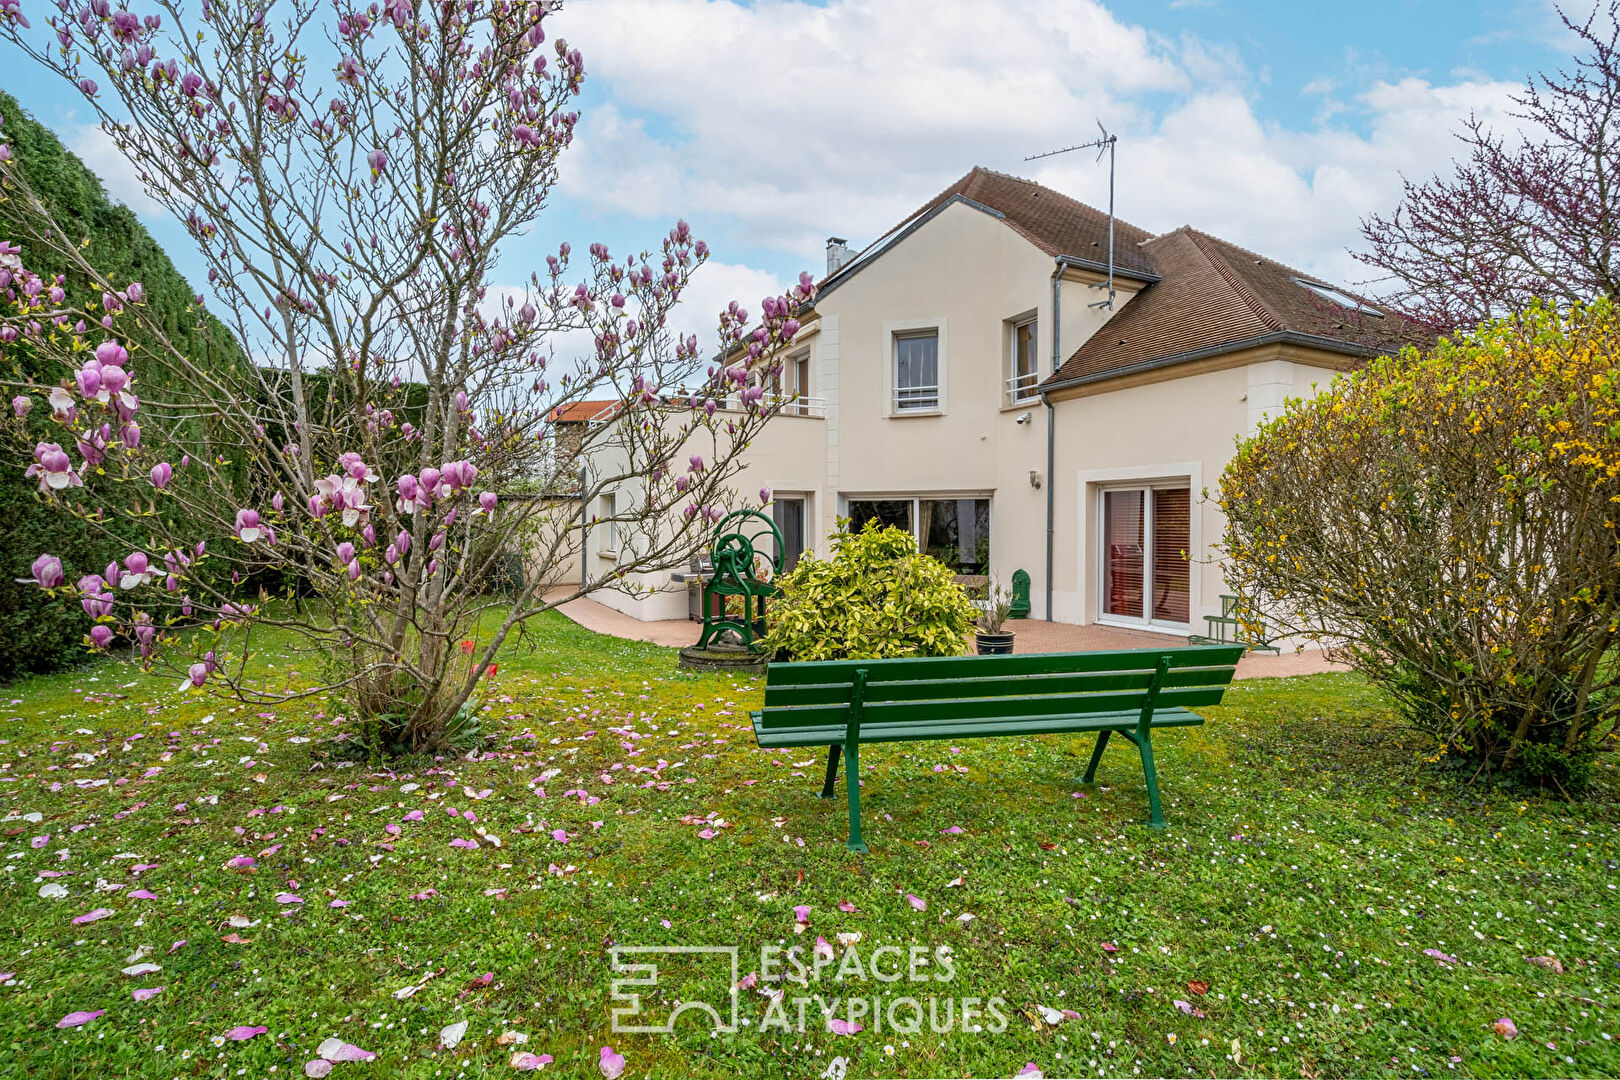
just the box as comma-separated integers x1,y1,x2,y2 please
818,166,1160,299
548,400,620,424
1046,227,1433,388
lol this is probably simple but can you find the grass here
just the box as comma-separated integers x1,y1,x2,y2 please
0,611,1617,1079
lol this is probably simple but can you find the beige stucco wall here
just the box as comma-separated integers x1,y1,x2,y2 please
567,190,1359,631
575,405,829,623
1048,355,1349,632
762,199,1142,609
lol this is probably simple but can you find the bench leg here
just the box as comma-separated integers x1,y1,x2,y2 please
819,744,841,799
1137,733,1166,829
1081,729,1111,783
843,739,868,854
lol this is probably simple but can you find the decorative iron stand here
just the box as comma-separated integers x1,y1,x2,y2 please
678,509,783,673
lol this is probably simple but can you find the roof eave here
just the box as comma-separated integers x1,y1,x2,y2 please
1040,330,1383,394
1053,254,1160,285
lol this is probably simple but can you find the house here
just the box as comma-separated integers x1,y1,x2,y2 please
578,167,1427,635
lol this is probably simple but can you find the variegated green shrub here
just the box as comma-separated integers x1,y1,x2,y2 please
762,520,978,661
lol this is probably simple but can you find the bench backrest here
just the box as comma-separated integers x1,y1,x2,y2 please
758,645,1245,731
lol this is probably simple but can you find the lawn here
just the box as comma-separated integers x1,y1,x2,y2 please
0,611,1616,1079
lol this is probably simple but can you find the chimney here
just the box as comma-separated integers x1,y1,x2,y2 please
826,236,855,277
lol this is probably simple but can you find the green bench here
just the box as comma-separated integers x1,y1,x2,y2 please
750,645,1245,852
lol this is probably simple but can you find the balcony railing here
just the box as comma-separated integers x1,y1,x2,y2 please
772,394,828,417
1006,370,1040,404
893,383,940,412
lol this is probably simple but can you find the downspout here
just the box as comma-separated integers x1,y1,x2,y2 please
578,461,589,592
1045,263,1060,622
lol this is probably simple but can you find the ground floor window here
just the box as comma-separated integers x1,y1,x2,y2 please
771,496,806,572
1101,485,1190,626
846,496,990,576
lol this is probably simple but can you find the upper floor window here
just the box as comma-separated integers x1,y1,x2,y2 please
788,348,812,415
893,330,939,412
1008,316,1038,404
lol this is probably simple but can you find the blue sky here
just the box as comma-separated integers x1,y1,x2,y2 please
0,0,1581,348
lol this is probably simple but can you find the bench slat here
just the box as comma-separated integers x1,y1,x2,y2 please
752,706,1204,748
762,664,1237,709
759,645,1245,688
755,684,1229,730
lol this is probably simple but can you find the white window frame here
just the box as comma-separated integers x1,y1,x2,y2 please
838,493,992,575
883,318,947,417
787,347,812,415
1078,463,1203,635
598,492,618,557
1006,313,1039,405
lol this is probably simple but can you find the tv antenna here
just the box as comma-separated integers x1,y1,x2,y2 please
1026,121,1118,309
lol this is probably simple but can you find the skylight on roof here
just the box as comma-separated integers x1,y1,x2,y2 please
1292,277,1384,318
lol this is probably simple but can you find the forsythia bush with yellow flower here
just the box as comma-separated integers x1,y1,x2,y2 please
1220,301,1620,789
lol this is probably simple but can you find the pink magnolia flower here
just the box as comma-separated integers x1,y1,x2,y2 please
440,460,476,490
149,462,171,489
11,394,30,417
179,663,209,693
599,1046,625,1080
47,387,76,424
478,491,498,514
367,148,387,178
88,625,114,650
119,552,152,589
26,442,81,492
235,509,265,543
26,553,62,589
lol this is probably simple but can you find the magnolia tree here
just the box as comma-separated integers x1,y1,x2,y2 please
0,0,812,751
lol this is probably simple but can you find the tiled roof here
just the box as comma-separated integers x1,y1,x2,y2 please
1047,227,1433,386
823,167,1158,293
547,400,620,423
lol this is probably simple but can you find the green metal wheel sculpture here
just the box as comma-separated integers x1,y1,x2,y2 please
695,509,784,651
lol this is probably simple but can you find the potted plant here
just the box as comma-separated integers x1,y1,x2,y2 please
974,579,1017,655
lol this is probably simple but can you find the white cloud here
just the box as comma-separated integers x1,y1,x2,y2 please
667,258,787,358
556,0,1531,295
560,0,1183,253
64,121,165,219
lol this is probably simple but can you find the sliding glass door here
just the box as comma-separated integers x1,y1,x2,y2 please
1100,485,1190,628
